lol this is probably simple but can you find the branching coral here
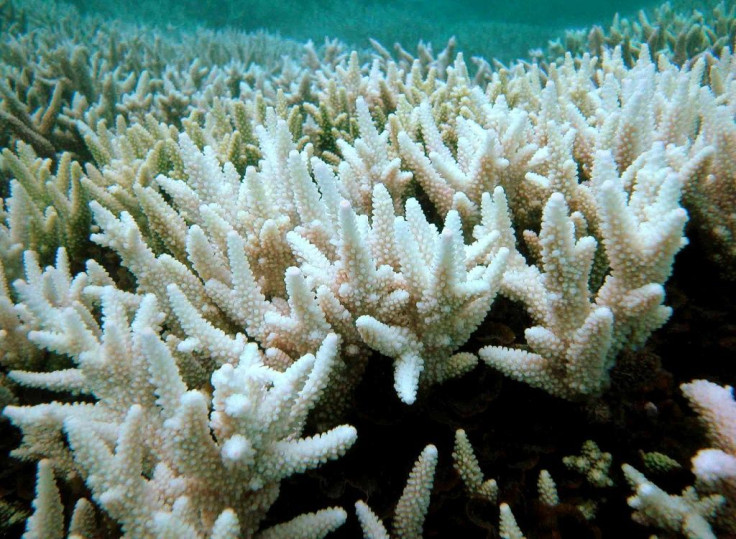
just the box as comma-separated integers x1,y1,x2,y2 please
0,0,735,537
681,380,736,532
5,261,356,536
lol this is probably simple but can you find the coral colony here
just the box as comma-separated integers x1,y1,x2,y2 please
0,0,735,537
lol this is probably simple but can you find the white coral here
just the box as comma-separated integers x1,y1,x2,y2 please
682,380,736,532
6,281,356,537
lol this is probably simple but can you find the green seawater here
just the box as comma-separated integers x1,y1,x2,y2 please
63,0,716,62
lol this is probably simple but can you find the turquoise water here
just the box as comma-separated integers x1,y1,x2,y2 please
63,0,682,61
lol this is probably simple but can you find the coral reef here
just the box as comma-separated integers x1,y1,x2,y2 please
0,0,735,537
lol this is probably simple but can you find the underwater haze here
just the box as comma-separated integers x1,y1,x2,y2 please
64,0,675,61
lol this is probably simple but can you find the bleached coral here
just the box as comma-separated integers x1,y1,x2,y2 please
537,470,559,507
0,143,90,281
548,1,736,66
499,503,525,539
82,110,509,405
563,440,614,488
23,460,64,539
479,189,614,398
479,141,698,398
355,444,438,539
451,429,498,503
681,379,736,532
5,265,356,537
618,380,736,537
1,0,735,536
622,463,724,539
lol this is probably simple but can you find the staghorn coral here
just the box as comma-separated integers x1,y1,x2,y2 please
546,1,736,67
5,261,356,536
681,379,736,532
0,0,735,537
563,440,615,488
617,379,736,537
498,503,525,539
354,444,438,539
622,463,724,538
537,470,560,507
451,429,498,503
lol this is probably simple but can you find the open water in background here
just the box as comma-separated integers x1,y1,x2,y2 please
60,0,709,62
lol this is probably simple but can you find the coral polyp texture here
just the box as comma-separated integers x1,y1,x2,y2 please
0,0,735,537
